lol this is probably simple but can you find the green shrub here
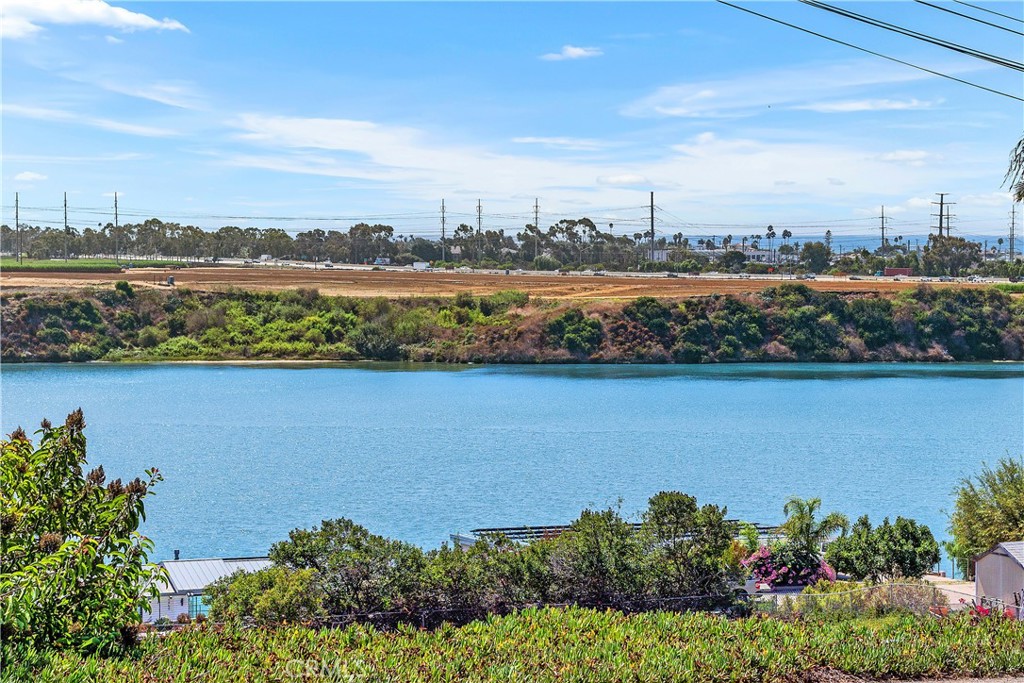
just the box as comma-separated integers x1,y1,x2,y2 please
0,412,164,652
349,322,400,360
206,567,324,625
546,309,603,355
150,337,207,358
136,326,168,349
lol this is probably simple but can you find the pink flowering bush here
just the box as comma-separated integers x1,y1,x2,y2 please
743,544,836,588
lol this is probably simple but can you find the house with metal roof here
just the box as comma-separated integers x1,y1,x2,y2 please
974,541,1024,619
143,556,271,622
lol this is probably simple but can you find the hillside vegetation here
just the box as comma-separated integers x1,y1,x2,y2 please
2,283,1022,363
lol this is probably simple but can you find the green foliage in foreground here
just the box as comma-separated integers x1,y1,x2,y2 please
0,413,164,653
5,608,1023,683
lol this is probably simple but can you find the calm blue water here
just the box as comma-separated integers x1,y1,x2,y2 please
2,363,1022,570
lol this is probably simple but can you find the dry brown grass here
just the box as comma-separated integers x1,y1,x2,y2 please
0,266,983,300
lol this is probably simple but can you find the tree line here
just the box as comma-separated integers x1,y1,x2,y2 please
2,219,1020,278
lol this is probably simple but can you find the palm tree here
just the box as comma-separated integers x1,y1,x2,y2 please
780,496,849,554
1006,134,1024,203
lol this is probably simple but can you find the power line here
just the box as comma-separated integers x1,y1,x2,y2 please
915,0,1024,36
716,0,1024,101
799,0,1023,70
953,0,1024,25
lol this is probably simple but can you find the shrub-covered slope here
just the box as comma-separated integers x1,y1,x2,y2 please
2,283,1021,363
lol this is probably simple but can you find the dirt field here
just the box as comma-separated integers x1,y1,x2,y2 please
0,266,984,299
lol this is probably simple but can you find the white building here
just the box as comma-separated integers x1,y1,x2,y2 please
974,541,1024,619
143,556,271,622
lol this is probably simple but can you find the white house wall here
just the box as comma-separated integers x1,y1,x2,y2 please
142,594,192,623
976,554,1024,616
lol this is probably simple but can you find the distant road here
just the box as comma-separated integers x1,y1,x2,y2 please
0,265,994,299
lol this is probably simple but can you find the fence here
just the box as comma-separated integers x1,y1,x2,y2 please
751,582,1022,619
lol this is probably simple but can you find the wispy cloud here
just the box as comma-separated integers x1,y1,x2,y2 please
2,0,188,40
794,98,942,113
104,35,123,44
597,174,648,186
512,136,608,152
540,45,602,61
875,150,940,167
14,171,47,181
2,103,178,137
92,79,204,109
623,61,957,118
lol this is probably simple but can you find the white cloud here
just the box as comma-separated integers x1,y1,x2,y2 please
104,34,123,44
512,136,608,152
623,61,959,118
225,114,971,226
2,103,177,137
597,174,649,186
14,171,47,181
827,177,846,186
774,180,797,186
794,98,941,113
2,0,188,40
875,150,940,167
540,45,602,61
93,79,203,109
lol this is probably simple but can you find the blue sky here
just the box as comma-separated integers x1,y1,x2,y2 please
3,1,1021,248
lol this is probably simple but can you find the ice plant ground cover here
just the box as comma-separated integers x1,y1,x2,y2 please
5,607,1023,683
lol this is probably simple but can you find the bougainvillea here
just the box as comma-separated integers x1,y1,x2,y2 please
743,544,836,588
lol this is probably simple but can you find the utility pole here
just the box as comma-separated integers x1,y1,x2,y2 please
476,199,482,263
880,205,886,255
63,192,68,262
1010,205,1017,261
440,198,446,263
14,194,19,266
932,193,953,237
533,198,540,262
114,191,119,262
649,191,655,262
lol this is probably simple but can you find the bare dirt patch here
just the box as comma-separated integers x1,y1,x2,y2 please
0,266,979,300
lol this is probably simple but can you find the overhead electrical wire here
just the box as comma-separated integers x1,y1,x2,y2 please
715,0,1024,102
799,0,1023,69
952,0,1024,25
914,0,1024,36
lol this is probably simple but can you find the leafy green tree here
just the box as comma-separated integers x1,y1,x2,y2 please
269,518,425,614
0,411,164,652
548,507,644,606
826,515,939,582
922,235,981,276
948,457,1024,578
206,566,324,625
780,496,848,556
800,241,831,273
640,492,734,596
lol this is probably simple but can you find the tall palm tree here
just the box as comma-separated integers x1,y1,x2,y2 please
780,496,849,554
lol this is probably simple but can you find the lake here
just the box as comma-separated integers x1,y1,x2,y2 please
2,362,1021,570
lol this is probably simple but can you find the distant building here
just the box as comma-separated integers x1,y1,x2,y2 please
143,556,271,622
974,541,1024,619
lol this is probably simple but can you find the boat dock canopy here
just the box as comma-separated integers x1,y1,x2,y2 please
458,521,781,544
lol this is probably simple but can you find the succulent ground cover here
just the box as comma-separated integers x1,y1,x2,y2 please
5,607,1023,683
